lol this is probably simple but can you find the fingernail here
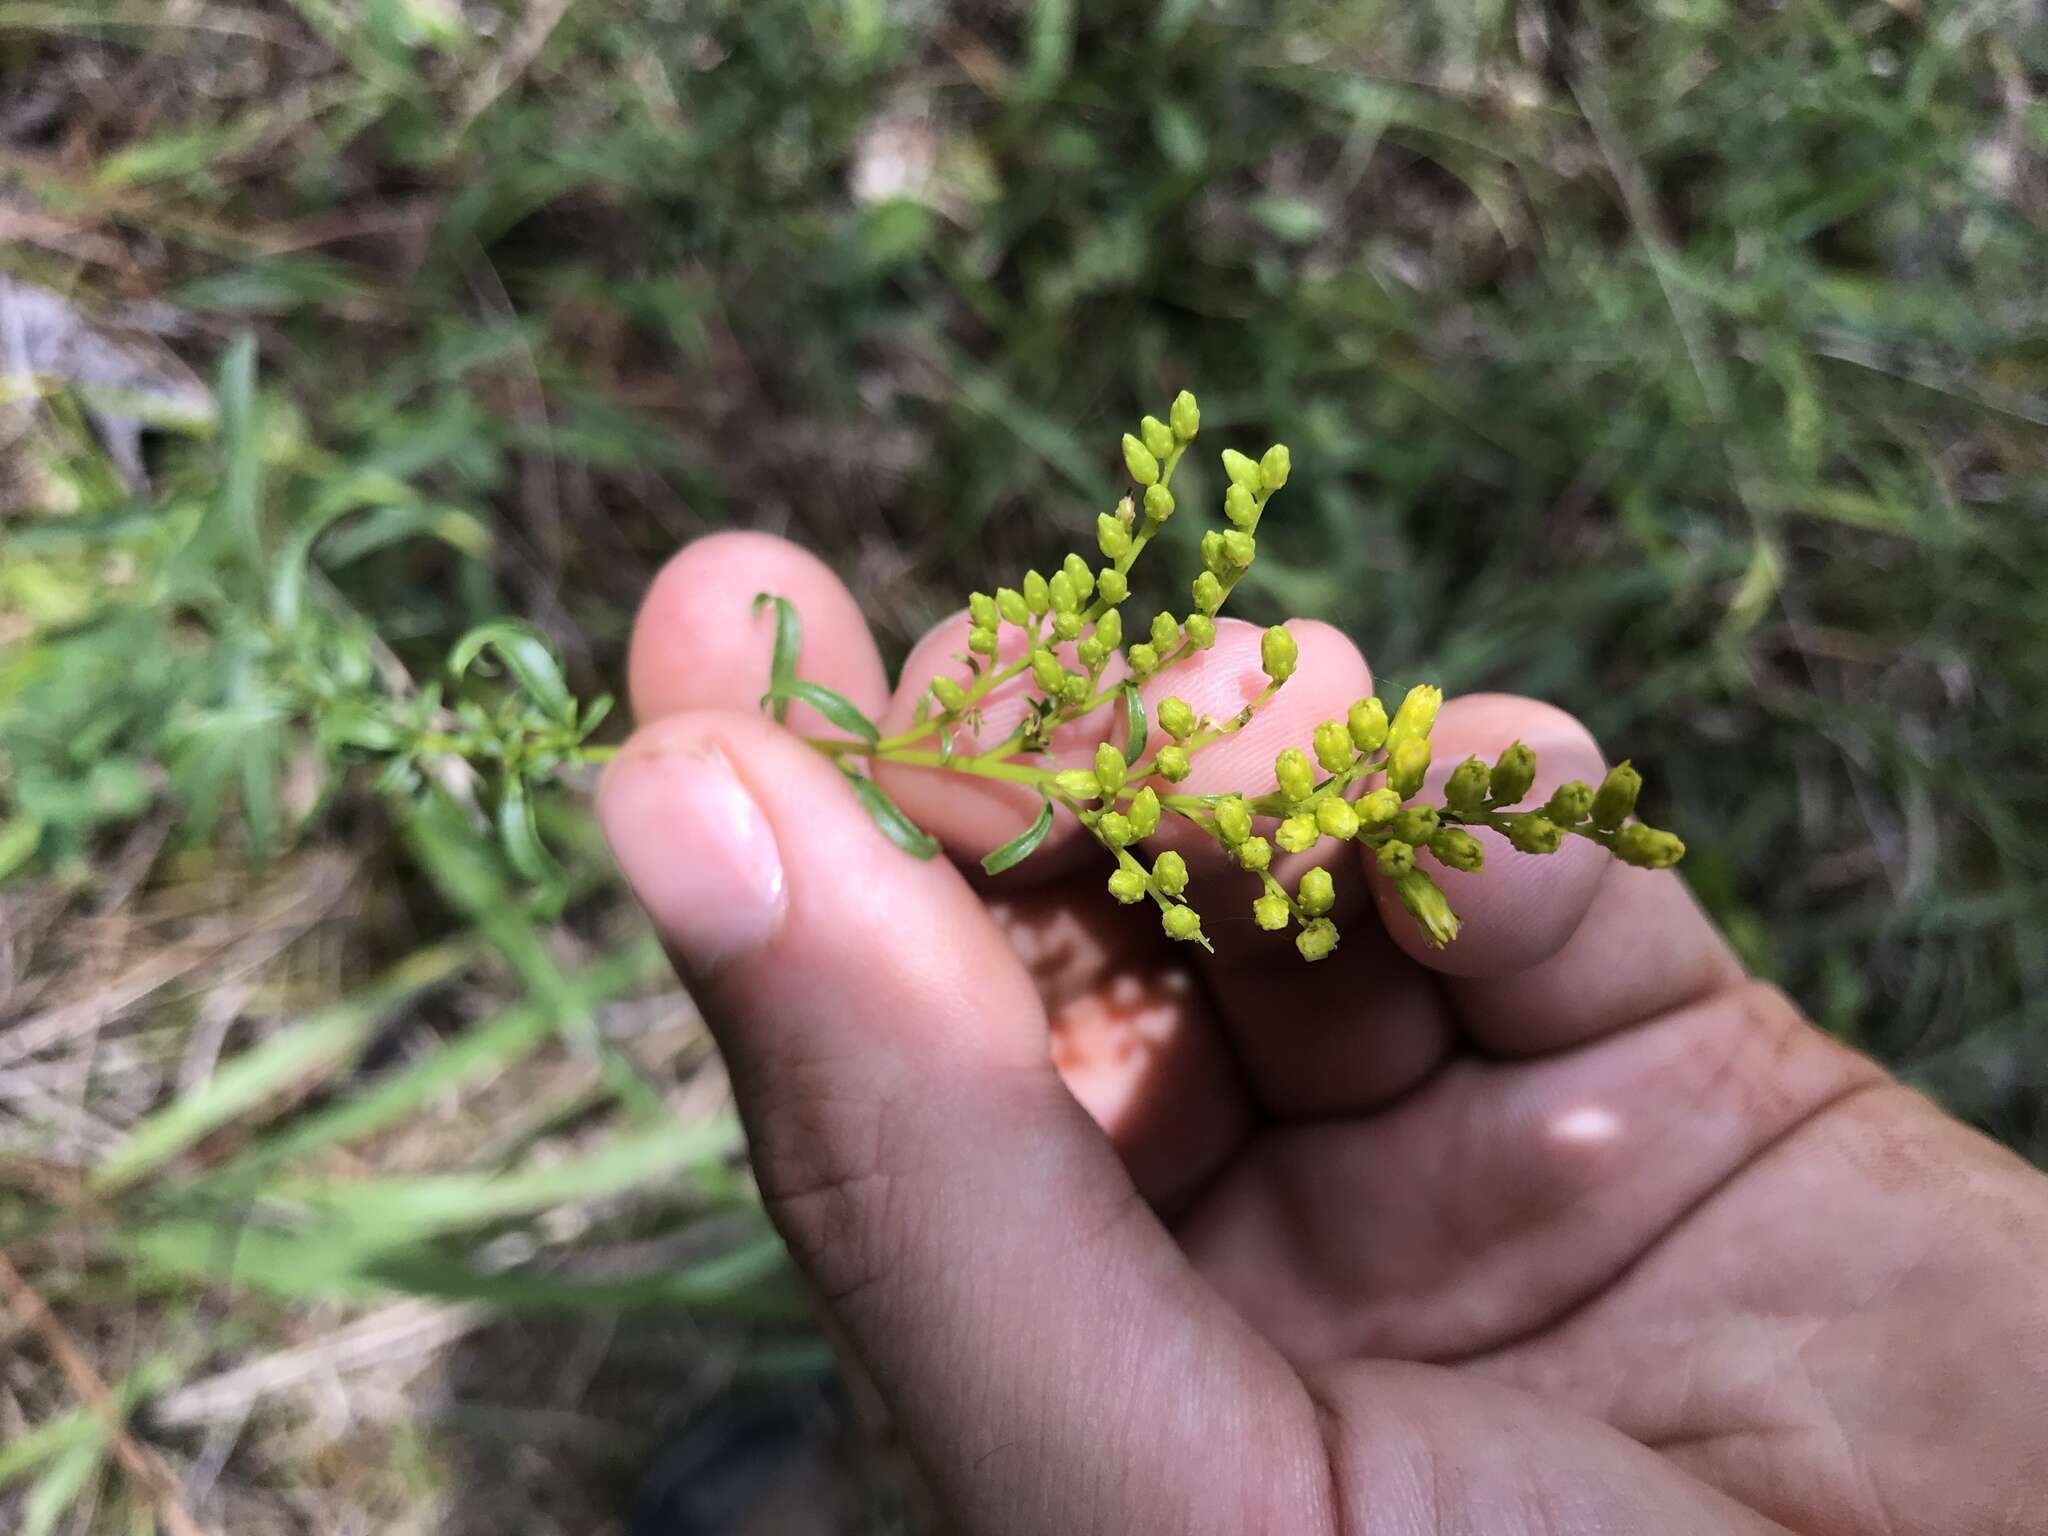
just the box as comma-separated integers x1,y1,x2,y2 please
598,739,785,976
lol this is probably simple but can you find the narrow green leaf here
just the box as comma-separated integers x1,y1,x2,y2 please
496,775,562,896
763,679,880,743
1121,683,1147,764
284,1117,742,1236
363,1230,797,1315
752,592,801,723
274,495,490,627
238,720,283,860
23,1438,101,1536
845,771,939,859
449,619,577,724
981,797,1054,875
1017,0,1074,100
211,332,262,568
0,816,42,883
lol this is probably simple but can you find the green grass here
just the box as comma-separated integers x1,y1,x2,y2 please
2,0,2044,1528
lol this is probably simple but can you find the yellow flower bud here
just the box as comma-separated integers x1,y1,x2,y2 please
1388,684,1442,748
1141,415,1175,460
1094,608,1123,651
1154,745,1192,781
1377,839,1415,877
1094,741,1127,793
931,676,969,713
1253,893,1291,930
1616,824,1686,869
1152,850,1189,896
1158,696,1196,740
1388,735,1431,799
1224,483,1257,529
1192,570,1224,612
1591,761,1641,831
1184,614,1215,648
1061,672,1089,704
1200,529,1227,575
1128,786,1161,838
1055,769,1102,800
1023,569,1050,616
1261,624,1299,683
1489,741,1536,806
1048,569,1078,615
1275,746,1316,801
996,587,1028,626
1236,835,1272,871
1295,918,1339,962
1315,796,1360,840
1274,814,1319,853
1064,553,1095,601
1222,530,1256,569
1150,612,1179,652
1428,826,1484,873
1213,795,1252,844
968,625,999,656
1108,867,1148,903
1259,443,1291,491
1345,697,1388,754
1052,611,1083,641
1384,737,1433,798
1444,756,1490,816
1144,483,1176,521
1097,512,1132,559
1392,805,1440,845
1097,568,1129,605
1030,649,1066,696
1170,389,1199,441
1313,720,1354,774
1393,868,1460,948
1221,447,1262,492
1162,904,1204,943
1357,787,1402,827
1504,814,1562,855
968,592,999,629
1127,642,1160,677
1097,811,1136,848
1297,866,1335,916
1544,780,1593,825
1122,432,1161,486
1077,637,1107,670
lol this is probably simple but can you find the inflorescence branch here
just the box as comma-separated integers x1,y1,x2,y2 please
766,391,1685,961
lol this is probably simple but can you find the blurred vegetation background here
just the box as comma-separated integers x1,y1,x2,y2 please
2,0,2044,1530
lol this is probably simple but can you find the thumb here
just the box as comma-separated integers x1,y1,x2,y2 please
596,711,1317,1532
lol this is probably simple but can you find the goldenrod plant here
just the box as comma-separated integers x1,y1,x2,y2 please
753,392,1684,961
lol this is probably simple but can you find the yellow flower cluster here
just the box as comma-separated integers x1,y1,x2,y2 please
769,392,1685,959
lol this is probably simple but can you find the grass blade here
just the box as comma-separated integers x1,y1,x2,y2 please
90,939,480,1194
194,937,663,1190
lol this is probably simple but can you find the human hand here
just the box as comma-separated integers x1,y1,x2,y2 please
598,531,2048,1534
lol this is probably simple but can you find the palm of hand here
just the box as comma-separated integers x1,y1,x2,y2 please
606,533,2048,1535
